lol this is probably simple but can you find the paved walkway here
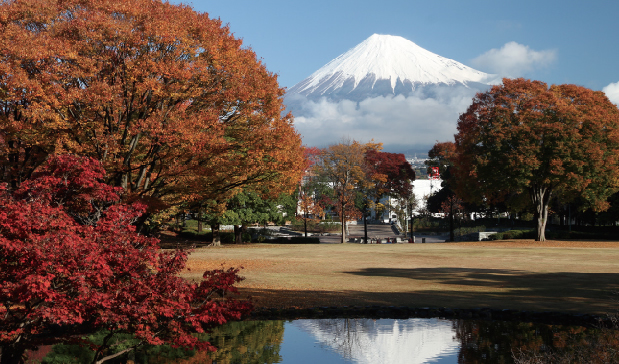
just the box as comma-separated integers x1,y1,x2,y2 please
316,223,449,244
410,234,448,244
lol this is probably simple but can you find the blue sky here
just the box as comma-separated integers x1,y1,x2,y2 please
171,0,619,150
177,0,618,92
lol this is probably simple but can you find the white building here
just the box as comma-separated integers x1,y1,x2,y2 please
412,179,442,214
376,178,441,224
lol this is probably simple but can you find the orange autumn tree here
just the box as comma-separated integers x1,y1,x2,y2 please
297,192,325,237
315,139,382,243
297,147,324,237
453,78,619,241
362,150,415,243
0,0,303,212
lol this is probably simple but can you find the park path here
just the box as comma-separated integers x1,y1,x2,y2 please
318,223,448,244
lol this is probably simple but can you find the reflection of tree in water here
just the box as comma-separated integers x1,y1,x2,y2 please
453,319,619,364
38,331,179,364
38,321,285,364
454,320,547,363
316,319,375,360
197,320,285,364
512,323,619,363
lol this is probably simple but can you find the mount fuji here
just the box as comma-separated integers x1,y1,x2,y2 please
287,34,496,103
285,34,498,152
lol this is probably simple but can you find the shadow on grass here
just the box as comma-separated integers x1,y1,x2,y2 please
239,268,619,315
343,267,619,308
157,233,212,249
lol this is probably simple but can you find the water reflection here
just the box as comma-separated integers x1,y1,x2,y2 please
32,321,285,364
456,319,619,364
29,318,618,363
292,318,458,363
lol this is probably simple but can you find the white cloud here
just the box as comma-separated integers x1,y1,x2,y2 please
288,86,481,151
603,81,619,105
471,42,557,78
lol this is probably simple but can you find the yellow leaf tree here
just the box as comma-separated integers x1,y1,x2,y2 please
315,139,382,243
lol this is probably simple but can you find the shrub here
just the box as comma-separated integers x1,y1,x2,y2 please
489,229,536,240
289,221,340,234
270,237,321,244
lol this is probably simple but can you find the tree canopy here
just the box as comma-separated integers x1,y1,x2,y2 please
452,78,619,241
364,150,415,201
314,139,382,243
0,0,303,211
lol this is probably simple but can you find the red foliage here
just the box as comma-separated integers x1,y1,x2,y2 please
364,150,416,199
302,146,322,171
0,155,251,363
440,195,463,217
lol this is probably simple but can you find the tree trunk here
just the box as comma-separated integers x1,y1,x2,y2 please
449,206,455,242
0,344,27,364
211,223,221,246
197,209,203,233
234,225,242,244
340,202,346,244
531,186,552,242
409,202,414,238
363,213,368,243
304,217,308,237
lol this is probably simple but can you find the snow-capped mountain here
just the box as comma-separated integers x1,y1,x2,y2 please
292,318,459,364
285,34,497,151
287,34,496,102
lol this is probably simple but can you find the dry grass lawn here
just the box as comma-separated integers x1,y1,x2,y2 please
180,240,619,315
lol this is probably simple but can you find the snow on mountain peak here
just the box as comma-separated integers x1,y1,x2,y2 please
288,34,496,98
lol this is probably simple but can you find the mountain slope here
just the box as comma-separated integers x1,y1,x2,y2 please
285,34,497,151
287,34,496,102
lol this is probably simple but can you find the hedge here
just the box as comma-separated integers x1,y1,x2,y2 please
269,236,321,244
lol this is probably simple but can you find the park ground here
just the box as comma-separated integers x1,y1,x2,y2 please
179,239,619,316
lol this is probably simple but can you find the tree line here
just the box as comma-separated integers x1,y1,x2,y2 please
424,78,619,241
304,139,416,244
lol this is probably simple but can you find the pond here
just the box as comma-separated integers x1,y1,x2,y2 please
29,317,618,363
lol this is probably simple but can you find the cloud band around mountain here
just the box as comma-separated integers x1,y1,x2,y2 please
286,36,563,152
289,86,481,151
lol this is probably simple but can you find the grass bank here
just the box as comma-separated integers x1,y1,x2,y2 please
180,240,619,315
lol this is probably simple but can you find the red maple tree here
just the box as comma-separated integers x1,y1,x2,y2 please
0,155,251,364
364,150,416,202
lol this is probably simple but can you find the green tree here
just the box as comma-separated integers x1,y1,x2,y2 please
225,191,290,244
453,78,619,241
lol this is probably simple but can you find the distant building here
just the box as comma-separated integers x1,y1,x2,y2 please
412,179,441,214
